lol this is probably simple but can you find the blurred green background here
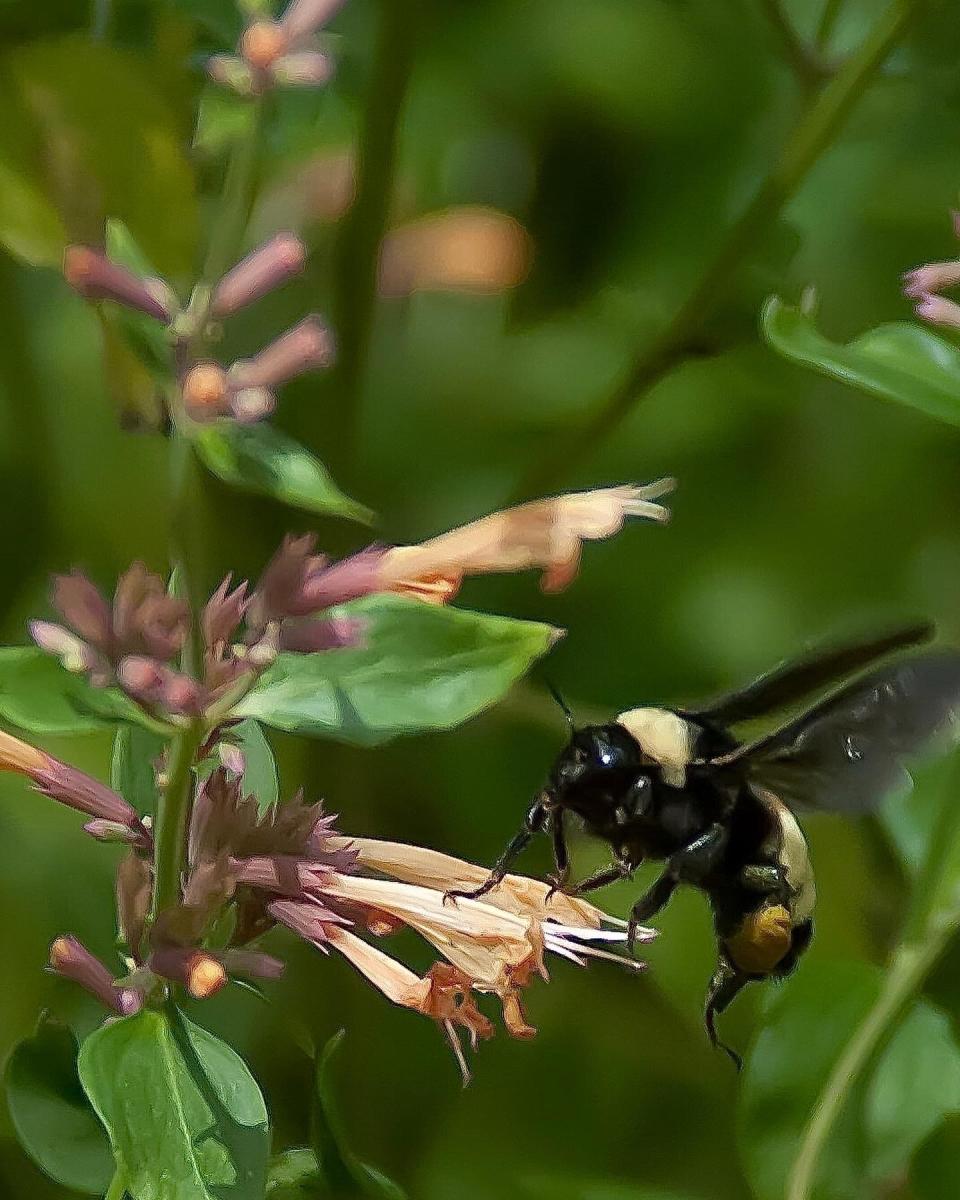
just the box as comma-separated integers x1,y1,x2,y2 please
3,0,960,1197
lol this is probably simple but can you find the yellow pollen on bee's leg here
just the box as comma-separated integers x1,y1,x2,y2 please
725,904,792,975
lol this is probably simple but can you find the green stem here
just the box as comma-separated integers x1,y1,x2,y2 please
152,719,205,918
816,0,846,49
92,0,111,40
787,754,960,1200
334,0,420,457
510,0,922,501
201,97,267,288
760,0,828,86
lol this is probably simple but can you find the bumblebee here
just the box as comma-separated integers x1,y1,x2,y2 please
449,624,960,1066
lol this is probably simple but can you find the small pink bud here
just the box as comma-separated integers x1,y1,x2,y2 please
902,261,960,298
279,615,365,653
212,233,307,319
84,819,143,844
230,316,335,389
241,20,289,70
219,742,246,777
914,292,960,330
220,948,286,981
49,936,143,1015
271,52,334,88
229,387,276,424
29,621,95,674
63,246,173,323
182,363,231,421
279,0,346,44
150,946,228,999
118,655,165,705
35,760,148,843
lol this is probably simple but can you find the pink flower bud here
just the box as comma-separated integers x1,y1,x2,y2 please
279,0,347,44
29,621,96,674
230,316,334,389
49,936,143,1015
229,387,276,424
299,547,384,612
63,247,173,323
269,897,348,943
271,52,335,88
212,233,307,319
182,363,231,422
34,759,148,841
902,261,960,299
241,20,289,70
51,570,113,648
279,615,365,653
118,655,165,705
150,946,228,999
84,819,144,844
220,948,286,980
914,292,960,330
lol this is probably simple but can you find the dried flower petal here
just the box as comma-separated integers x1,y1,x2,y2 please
229,316,335,389
203,576,249,648
50,935,143,1015
63,247,173,323
379,480,675,598
212,233,307,319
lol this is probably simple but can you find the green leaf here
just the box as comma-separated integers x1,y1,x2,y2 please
78,1008,269,1200
111,724,165,816
311,1032,407,1199
738,960,960,1200
5,1015,114,1195
911,1116,960,1200
762,296,960,427
0,647,160,735
193,423,374,525
226,718,279,815
235,595,559,745
521,1182,699,1200
266,1149,324,1198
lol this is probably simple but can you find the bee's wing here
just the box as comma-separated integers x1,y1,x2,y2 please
687,623,933,728
702,650,960,814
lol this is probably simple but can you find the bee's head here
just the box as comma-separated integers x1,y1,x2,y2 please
547,723,643,807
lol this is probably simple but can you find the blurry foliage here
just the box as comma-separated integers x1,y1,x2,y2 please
4,0,960,1198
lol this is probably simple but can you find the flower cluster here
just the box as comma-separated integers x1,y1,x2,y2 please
0,728,650,1081
903,211,960,330
30,481,673,728
63,231,329,429
208,0,345,96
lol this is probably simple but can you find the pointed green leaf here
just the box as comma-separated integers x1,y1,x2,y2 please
311,1032,407,1199
193,423,374,524
5,1015,114,1195
0,646,165,735
235,595,559,745
762,296,960,427
78,1008,269,1200
225,718,279,815
111,724,166,816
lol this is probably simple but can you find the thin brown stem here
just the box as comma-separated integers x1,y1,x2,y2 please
509,0,923,502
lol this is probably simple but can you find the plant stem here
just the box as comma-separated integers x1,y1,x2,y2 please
334,0,420,457
509,0,922,502
92,0,111,40
787,754,960,1200
759,0,827,86
817,0,847,49
201,97,267,288
105,1170,128,1200
152,719,205,918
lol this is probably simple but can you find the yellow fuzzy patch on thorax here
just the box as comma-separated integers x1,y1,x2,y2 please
725,903,793,975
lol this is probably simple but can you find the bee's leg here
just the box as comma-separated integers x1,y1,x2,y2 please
705,959,748,1071
564,859,633,898
739,863,792,905
545,808,570,898
628,823,727,951
444,797,548,904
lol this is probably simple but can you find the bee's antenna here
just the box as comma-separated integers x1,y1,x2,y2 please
545,680,576,731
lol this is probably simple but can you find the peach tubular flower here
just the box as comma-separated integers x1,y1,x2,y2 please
379,479,675,602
